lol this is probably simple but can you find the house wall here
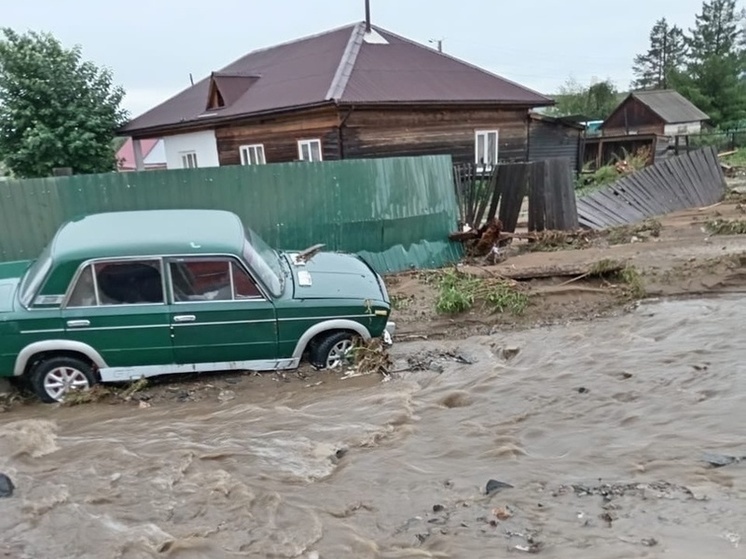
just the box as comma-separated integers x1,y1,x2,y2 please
602,98,665,136
663,122,703,136
340,107,530,164
528,119,581,171
212,106,531,166
163,130,221,169
215,109,341,165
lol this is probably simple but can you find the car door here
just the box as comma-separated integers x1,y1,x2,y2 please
166,256,278,365
63,258,174,368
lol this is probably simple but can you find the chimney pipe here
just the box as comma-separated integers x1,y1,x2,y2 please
365,0,371,32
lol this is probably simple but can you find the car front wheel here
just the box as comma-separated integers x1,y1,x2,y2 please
30,356,97,403
310,332,356,370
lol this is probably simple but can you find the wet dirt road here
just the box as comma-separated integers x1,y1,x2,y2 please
1,296,745,558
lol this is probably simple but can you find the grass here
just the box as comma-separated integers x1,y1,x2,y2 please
617,266,645,299
721,148,746,167
706,218,746,235
433,269,529,316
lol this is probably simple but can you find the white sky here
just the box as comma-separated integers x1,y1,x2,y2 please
3,0,711,118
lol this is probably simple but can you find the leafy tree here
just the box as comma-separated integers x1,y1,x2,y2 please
548,78,622,120
632,18,686,90
672,0,746,127
0,29,127,178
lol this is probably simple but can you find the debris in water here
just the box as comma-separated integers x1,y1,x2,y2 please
501,346,521,360
641,538,658,547
432,504,445,513
577,387,589,394
486,479,514,495
702,452,745,468
218,389,236,403
0,473,14,498
492,506,512,520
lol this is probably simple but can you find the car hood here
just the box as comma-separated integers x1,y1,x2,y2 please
284,252,386,301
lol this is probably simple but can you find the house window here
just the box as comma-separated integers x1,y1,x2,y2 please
475,130,499,167
298,139,322,162
180,151,198,169
240,144,266,165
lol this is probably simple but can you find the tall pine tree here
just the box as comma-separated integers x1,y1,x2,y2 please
673,0,746,127
632,18,686,90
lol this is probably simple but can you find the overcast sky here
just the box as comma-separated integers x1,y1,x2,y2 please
4,0,710,118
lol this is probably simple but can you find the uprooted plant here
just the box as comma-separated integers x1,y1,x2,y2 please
432,269,529,315
706,218,746,235
589,260,646,299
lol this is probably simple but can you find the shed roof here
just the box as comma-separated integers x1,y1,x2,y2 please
613,90,710,125
120,22,552,136
51,210,246,262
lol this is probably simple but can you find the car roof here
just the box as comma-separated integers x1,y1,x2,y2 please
50,209,247,262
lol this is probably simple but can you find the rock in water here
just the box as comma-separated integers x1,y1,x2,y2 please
0,474,14,498
486,479,513,495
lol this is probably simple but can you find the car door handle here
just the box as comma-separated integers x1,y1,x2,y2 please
173,315,196,323
67,319,91,328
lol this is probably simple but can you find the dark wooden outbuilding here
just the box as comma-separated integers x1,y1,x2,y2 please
601,89,709,137
118,23,553,170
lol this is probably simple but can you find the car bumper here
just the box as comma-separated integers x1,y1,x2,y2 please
383,321,396,345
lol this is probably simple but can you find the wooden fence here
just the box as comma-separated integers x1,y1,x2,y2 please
453,158,578,233
576,147,726,229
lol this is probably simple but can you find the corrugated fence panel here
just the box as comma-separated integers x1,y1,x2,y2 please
0,155,462,273
576,147,727,229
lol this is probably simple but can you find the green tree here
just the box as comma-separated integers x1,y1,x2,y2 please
632,18,686,90
672,0,746,127
548,78,622,120
0,29,127,178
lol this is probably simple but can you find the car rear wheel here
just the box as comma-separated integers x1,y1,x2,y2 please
30,356,97,403
310,332,357,370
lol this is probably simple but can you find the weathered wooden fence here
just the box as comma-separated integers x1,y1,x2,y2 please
576,147,726,229
453,158,578,233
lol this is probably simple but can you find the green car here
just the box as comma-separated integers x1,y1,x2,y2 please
0,209,395,403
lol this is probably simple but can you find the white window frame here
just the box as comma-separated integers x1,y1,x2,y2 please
180,151,198,169
239,144,266,166
474,130,499,169
297,139,323,162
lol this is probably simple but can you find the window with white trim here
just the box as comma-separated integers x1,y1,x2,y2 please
298,139,323,162
180,151,198,169
474,130,499,168
240,144,266,165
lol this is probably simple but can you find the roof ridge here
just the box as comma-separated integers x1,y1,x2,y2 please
224,22,359,64
326,22,366,101
370,24,553,104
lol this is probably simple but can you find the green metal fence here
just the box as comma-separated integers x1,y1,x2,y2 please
0,155,462,273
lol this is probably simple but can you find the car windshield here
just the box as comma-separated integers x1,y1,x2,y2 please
243,228,285,297
19,244,53,307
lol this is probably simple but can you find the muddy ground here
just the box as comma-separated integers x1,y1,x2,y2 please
4,182,746,411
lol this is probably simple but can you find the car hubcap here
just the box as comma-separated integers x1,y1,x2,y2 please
326,339,354,369
44,367,90,401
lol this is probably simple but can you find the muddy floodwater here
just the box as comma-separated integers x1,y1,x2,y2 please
1,297,746,558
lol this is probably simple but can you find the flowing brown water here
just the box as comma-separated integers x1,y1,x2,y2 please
1,297,745,558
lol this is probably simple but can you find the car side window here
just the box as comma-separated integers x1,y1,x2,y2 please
232,262,262,299
170,259,232,302
67,265,97,307
170,258,263,302
67,259,164,307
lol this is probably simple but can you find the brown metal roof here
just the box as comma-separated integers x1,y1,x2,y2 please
120,23,553,136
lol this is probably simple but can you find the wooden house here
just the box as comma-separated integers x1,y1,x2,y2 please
118,22,553,170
